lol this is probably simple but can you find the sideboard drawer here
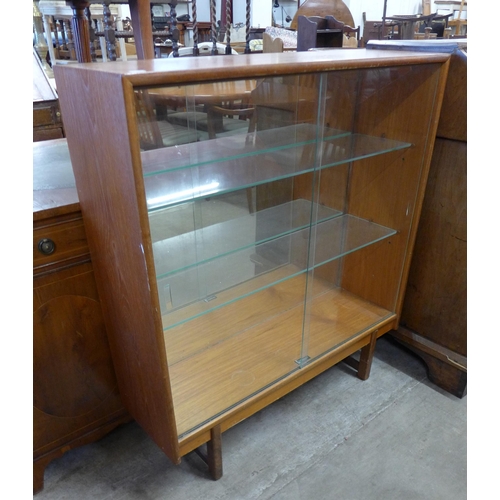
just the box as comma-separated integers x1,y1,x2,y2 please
33,218,89,271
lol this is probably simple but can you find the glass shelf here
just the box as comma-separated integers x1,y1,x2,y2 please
143,126,411,212
153,199,342,279
143,123,347,177
158,212,396,329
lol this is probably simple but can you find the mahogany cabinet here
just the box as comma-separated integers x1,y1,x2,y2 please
54,49,450,477
367,39,467,397
33,139,130,493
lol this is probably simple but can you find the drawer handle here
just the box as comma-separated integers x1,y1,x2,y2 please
38,238,56,255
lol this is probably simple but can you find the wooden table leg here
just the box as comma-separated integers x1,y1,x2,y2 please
128,0,155,60
67,0,92,63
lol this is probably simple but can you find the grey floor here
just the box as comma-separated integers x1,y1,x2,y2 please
35,336,466,500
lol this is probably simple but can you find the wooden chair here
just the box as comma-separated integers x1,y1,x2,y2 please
263,27,298,51
447,0,467,36
263,32,284,53
134,89,201,151
206,101,255,140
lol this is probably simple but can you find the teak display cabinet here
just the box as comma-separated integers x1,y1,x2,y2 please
54,49,449,478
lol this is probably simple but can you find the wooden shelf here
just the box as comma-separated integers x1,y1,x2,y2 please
154,211,396,321
166,270,392,436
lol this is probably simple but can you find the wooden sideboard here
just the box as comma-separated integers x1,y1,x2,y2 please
33,139,130,494
367,39,467,397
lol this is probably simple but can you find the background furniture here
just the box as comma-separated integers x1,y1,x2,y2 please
38,1,126,63
33,48,64,142
435,0,467,36
263,31,283,52
361,18,395,46
297,14,359,51
290,0,354,30
367,38,467,398
263,26,298,51
54,49,449,479
38,0,157,63
384,13,453,40
33,139,131,493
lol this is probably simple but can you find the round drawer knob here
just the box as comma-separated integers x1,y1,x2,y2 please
38,238,56,255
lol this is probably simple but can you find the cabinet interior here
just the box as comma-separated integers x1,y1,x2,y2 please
133,66,432,437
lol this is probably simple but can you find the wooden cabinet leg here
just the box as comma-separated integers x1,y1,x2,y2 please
357,329,378,380
194,424,223,480
33,457,50,494
207,425,223,480
343,330,378,380
390,330,467,398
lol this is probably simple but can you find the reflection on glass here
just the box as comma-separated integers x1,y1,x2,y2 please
136,69,421,437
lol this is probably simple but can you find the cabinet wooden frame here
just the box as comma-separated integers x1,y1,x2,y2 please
54,50,450,473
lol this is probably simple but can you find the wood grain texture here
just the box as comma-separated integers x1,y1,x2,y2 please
436,48,467,141
51,50,450,87
177,318,396,457
365,39,466,396
400,138,467,355
166,271,391,436
54,66,181,463
53,50,449,465
33,261,130,492
339,62,449,317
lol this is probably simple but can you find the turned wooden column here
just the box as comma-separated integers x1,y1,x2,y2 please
102,1,117,61
128,0,154,59
210,0,217,54
67,0,92,62
192,0,199,55
224,0,232,54
168,1,179,58
244,0,250,54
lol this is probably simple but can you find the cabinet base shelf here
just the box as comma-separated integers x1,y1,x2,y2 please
177,314,394,458
167,271,394,437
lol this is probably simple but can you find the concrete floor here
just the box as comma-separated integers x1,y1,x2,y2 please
34,336,466,499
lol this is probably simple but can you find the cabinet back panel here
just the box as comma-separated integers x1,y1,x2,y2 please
340,63,447,313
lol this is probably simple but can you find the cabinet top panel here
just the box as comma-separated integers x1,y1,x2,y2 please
53,49,450,86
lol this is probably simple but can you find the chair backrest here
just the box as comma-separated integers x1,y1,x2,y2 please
264,27,297,50
206,102,255,140
263,32,284,53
